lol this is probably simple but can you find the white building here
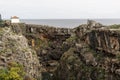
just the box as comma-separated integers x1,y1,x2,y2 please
11,16,20,23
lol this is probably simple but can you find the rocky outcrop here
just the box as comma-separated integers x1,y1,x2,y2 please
83,30,120,55
10,24,73,77
6,20,120,80
87,20,103,28
0,27,41,79
53,43,120,80
52,21,120,80
10,23,72,46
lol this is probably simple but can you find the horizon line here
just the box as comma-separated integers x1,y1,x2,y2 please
3,18,120,20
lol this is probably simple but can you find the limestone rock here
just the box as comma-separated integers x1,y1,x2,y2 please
0,27,41,79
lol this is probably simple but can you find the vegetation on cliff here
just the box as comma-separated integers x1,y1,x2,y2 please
109,24,120,29
0,27,41,80
1,20,120,80
12,21,119,80
0,62,24,80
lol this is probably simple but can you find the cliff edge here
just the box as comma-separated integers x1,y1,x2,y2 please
0,27,41,79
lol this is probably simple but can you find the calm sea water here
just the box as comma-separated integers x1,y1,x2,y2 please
21,19,120,28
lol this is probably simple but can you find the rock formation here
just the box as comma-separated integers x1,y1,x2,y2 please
0,27,41,79
1,20,120,80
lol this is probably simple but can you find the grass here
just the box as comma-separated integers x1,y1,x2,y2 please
109,24,120,29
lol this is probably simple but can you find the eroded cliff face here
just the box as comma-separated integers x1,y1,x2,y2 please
74,21,120,56
7,21,120,80
83,30,120,55
0,27,41,79
53,21,120,80
10,24,73,77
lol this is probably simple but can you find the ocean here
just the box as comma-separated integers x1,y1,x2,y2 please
21,19,120,28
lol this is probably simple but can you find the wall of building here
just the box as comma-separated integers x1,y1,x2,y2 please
11,19,20,23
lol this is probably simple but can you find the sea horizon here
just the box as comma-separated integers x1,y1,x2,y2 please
16,19,120,28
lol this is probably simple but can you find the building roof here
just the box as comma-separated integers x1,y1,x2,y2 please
11,16,19,19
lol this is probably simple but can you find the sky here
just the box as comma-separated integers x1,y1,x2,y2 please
0,0,120,19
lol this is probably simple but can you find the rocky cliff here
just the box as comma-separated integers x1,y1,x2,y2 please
84,30,120,55
10,24,73,77
51,21,120,80
3,20,120,80
0,27,41,79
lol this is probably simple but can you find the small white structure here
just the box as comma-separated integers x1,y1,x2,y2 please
11,16,20,23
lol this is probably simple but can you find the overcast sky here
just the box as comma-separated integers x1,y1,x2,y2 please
0,0,120,19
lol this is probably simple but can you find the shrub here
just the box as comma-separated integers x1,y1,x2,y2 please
0,62,25,80
109,24,120,29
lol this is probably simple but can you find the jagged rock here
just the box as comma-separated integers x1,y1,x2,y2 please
87,20,103,28
6,21,120,80
0,56,6,62
82,30,120,55
0,27,41,79
83,52,97,66
115,69,120,75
